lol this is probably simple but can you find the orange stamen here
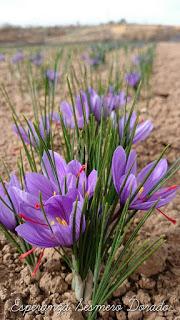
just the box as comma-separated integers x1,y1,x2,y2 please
157,208,176,225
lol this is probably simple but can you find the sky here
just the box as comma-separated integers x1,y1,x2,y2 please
0,0,179,26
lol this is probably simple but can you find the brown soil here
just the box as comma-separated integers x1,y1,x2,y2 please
0,42,179,320
0,24,180,46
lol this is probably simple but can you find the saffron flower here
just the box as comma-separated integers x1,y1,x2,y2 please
54,91,90,128
119,112,153,144
13,117,50,147
0,53,5,62
112,146,178,223
13,151,97,274
12,51,24,64
125,72,141,88
29,53,43,66
0,174,21,231
15,192,85,248
82,53,101,66
46,69,59,82
12,151,97,210
89,88,129,122
54,88,129,128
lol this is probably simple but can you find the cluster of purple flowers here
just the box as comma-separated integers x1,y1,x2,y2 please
0,150,97,275
12,51,24,64
46,69,59,82
112,146,178,219
53,88,129,127
52,87,153,145
125,72,141,89
0,144,178,276
13,117,50,147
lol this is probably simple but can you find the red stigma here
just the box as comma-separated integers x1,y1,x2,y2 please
167,185,178,191
157,208,176,225
77,164,86,177
19,247,36,260
34,202,41,209
19,213,47,227
32,249,45,277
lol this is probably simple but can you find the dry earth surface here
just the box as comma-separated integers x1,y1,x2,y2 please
0,42,179,320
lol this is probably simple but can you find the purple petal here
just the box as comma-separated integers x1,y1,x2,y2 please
67,160,82,176
112,146,126,193
25,173,56,201
16,223,59,248
0,199,17,230
133,120,153,144
60,101,75,128
87,170,98,198
137,159,168,196
42,150,67,184
120,174,137,204
125,150,137,175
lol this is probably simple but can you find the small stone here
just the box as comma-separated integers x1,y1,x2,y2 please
20,266,32,285
62,291,77,303
138,247,167,277
139,277,156,289
0,287,8,301
39,272,68,294
116,311,126,320
35,315,43,320
98,310,110,320
29,284,40,297
65,273,73,285
2,244,12,253
52,309,84,320
128,310,143,320
122,291,137,308
24,314,34,320
113,280,130,297
44,259,61,272
3,253,12,263
136,290,151,304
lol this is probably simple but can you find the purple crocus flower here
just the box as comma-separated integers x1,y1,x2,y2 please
82,53,101,66
12,51,24,64
0,174,21,231
15,190,85,276
119,112,153,144
89,88,129,122
46,69,59,82
13,117,50,147
112,146,178,223
13,151,97,274
54,91,90,129
15,192,85,248
12,151,97,212
125,72,141,88
0,53,5,62
30,53,43,66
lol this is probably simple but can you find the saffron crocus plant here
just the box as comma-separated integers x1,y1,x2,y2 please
0,174,20,231
13,116,51,149
119,111,153,144
0,48,179,320
112,146,178,222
